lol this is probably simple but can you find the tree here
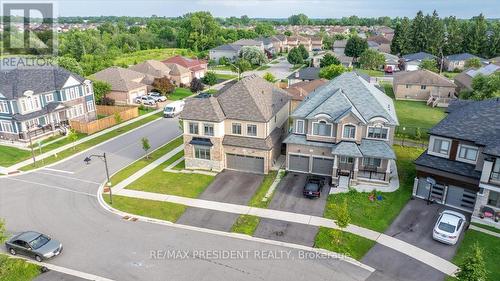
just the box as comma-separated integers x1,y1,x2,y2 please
320,53,341,68
463,14,488,57
297,44,309,60
359,49,385,70
68,129,78,150
411,11,428,53
456,243,487,281
152,76,175,95
91,80,112,105
464,58,482,69
177,12,220,52
202,71,218,86
0,218,7,243
287,47,304,65
319,64,348,80
391,17,413,55
55,56,84,76
141,137,151,159
335,199,351,229
488,22,500,58
344,36,368,61
464,72,500,100
444,16,464,55
288,14,309,25
190,77,205,93
218,56,230,66
234,58,252,74
284,30,292,36
263,72,276,83
419,58,438,73
113,112,122,124
254,22,275,37
426,10,445,55
240,46,268,65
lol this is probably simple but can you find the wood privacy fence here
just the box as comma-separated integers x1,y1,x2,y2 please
70,105,139,134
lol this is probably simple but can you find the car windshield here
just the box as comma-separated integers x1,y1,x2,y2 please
29,235,50,250
305,182,319,192
438,222,456,233
164,107,174,112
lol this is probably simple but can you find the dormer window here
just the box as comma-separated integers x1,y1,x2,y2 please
457,144,478,163
430,137,450,156
367,126,389,140
19,95,41,113
312,120,332,137
343,124,356,139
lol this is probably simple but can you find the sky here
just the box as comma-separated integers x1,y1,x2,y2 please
48,0,500,18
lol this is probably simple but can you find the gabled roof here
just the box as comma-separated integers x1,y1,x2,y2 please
332,141,363,157
129,60,171,78
162,55,206,69
402,52,436,61
179,97,225,122
287,67,320,80
0,66,85,99
164,63,191,76
445,53,485,62
393,69,455,88
211,44,241,52
285,79,327,101
92,67,146,92
367,35,391,45
232,39,263,46
292,72,399,126
333,39,348,48
464,64,500,78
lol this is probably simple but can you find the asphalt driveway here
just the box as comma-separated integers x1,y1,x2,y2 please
254,173,330,247
363,199,468,281
176,170,264,231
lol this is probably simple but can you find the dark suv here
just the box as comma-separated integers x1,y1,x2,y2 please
303,176,325,198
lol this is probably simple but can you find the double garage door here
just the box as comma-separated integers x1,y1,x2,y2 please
288,155,333,176
416,178,476,212
226,154,265,174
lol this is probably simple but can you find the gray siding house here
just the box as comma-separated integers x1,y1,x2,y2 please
0,67,97,144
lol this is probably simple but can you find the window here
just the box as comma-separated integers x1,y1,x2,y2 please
189,122,199,135
491,159,500,181
343,125,356,139
204,123,214,136
487,190,500,208
405,84,410,88
367,126,388,139
45,94,54,103
19,96,41,113
87,101,95,112
194,146,210,160
421,85,427,90
247,124,257,136
85,83,93,95
457,145,478,162
363,157,381,167
77,104,84,116
232,123,242,135
312,120,332,136
340,156,354,164
0,121,14,133
0,101,9,113
431,138,450,155
296,120,304,134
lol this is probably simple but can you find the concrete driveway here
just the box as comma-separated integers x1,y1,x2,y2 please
254,173,329,247
363,199,468,281
176,170,264,231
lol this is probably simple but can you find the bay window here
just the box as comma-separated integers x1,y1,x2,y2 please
194,146,211,160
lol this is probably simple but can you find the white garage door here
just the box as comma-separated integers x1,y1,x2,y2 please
226,154,265,174
288,154,310,173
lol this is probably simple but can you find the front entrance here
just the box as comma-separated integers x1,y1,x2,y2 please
226,154,265,174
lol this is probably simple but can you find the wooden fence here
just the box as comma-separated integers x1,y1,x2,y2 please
70,106,139,134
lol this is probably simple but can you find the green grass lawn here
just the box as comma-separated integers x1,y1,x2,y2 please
257,65,271,71
214,73,237,80
471,222,500,234
356,68,385,77
110,136,183,186
138,107,156,116
314,227,376,260
169,88,193,101
209,65,235,71
447,230,500,281
204,89,218,95
322,145,424,232
113,48,197,66
0,254,41,281
442,72,460,79
104,195,186,222
20,113,162,171
172,160,185,170
126,151,214,198
231,215,261,235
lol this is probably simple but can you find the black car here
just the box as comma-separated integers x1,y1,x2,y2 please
303,176,324,198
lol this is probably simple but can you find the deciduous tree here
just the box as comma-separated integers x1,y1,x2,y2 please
263,72,276,83
240,46,268,66
91,80,112,105
152,76,175,95
287,47,304,65
320,53,341,68
359,49,385,70
344,36,368,61
319,64,349,80
419,58,439,73
190,78,205,93
202,72,218,86
456,243,487,281
142,137,151,159
464,58,482,69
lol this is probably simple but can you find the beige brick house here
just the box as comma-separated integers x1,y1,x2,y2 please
180,75,290,174
393,69,456,107
92,67,148,105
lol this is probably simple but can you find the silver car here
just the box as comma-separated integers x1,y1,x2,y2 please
5,231,63,262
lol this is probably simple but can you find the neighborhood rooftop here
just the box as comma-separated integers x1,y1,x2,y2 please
393,69,456,88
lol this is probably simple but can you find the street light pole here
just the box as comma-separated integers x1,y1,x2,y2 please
84,153,112,204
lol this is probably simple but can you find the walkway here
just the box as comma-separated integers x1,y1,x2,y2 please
112,188,458,277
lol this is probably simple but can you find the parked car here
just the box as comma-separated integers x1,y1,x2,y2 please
135,96,156,105
5,231,63,262
148,92,167,102
163,100,185,118
303,176,324,198
432,210,467,245
194,92,211,99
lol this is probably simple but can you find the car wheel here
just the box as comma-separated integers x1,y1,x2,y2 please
35,255,43,262
9,248,16,255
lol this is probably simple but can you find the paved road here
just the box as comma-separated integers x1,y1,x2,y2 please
0,117,372,281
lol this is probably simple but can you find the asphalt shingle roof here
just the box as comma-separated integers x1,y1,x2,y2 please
359,139,396,159
402,52,436,61
180,97,225,122
445,53,485,62
332,141,363,157
287,67,320,80
283,134,334,148
92,67,146,92
393,69,456,88
415,151,482,179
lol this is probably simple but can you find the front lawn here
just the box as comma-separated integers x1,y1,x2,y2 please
356,68,385,77
314,227,376,260
126,151,214,198
0,254,41,281
104,195,186,222
470,222,500,234
323,145,424,232
169,88,193,101
214,73,237,80
113,48,197,66
448,230,500,281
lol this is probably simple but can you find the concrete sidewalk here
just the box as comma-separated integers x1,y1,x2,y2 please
114,188,459,277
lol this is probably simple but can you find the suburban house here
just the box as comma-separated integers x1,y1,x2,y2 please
310,36,323,51
402,52,437,71
284,72,399,188
288,67,321,85
0,66,96,143
443,53,488,72
454,64,500,92
413,98,500,225
163,63,192,86
209,44,242,62
93,67,148,105
162,55,208,79
270,35,288,53
287,35,312,51
129,60,172,85
284,79,327,111
333,39,347,55
231,39,265,51
382,52,400,73
312,51,353,68
393,69,456,107
255,37,275,54
367,35,391,53
180,75,290,174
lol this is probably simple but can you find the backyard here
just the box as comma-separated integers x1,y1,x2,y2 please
113,48,197,66
169,88,194,101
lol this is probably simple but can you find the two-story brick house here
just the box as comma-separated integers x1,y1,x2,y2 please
414,99,500,225
0,66,96,144
284,72,399,188
180,75,290,174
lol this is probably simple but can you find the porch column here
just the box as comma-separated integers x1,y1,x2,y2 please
353,157,359,180
412,177,419,196
385,159,391,182
472,189,490,218
333,155,338,178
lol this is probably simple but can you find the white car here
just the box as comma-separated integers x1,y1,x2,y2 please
135,96,156,105
148,92,167,102
432,210,467,245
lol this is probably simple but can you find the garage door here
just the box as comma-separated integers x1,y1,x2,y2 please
226,154,264,174
288,155,309,173
311,157,333,176
445,185,476,212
